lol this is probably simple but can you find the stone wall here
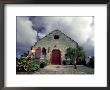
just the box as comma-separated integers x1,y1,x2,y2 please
32,30,78,64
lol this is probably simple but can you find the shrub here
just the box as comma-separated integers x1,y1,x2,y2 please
16,57,49,73
63,60,71,65
16,57,28,72
63,60,66,65
70,60,74,65
28,58,40,72
28,64,40,72
39,60,48,68
16,57,40,73
87,57,94,68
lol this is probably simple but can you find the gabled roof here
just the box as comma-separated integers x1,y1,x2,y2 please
34,29,78,47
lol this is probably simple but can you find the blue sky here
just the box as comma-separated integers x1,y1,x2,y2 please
16,16,94,57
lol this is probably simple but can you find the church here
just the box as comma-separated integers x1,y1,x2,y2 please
29,30,78,65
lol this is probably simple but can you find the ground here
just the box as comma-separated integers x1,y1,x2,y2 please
34,65,94,74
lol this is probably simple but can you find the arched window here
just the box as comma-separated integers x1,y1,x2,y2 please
42,47,46,59
42,47,46,55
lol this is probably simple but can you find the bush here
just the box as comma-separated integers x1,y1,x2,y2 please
16,57,40,73
39,60,48,68
16,57,28,72
63,60,72,65
16,57,48,73
28,58,40,72
28,64,40,72
87,57,94,68
70,60,74,65
62,60,66,65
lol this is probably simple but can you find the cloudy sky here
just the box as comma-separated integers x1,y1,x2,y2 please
16,16,94,57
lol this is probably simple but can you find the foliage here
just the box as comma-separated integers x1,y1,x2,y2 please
63,60,70,65
16,57,39,72
28,58,40,72
77,46,86,65
65,47,75,60
86,56,94,68
65,47,78,65
77,46,85,60
39,60,48,68
65,46,86,65
16,57,48,73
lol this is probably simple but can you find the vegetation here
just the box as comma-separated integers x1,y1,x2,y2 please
64,46,86,66
77,46,86,65
28,58,40,72
63,60,71,65
39,59,48,68
16,56,48,73
75,65,94,74
86,56,94,68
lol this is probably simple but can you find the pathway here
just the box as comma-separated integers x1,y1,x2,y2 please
35,65,93,74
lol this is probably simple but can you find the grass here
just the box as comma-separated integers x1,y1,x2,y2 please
76,65,94,74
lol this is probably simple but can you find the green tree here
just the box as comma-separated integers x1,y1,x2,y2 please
65,47,78,69
77,46,86,65
65,46,86,69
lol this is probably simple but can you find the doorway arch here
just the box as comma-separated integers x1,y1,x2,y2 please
51,49,61,65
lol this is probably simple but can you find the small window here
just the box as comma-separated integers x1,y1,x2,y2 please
54,35,59,39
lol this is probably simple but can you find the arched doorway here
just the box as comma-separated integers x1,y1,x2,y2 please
51,49,61,65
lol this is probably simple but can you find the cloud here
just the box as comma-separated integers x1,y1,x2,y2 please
17,16,94,56
16,16,37,56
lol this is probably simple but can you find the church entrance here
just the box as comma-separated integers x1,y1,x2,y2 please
51,49,61,65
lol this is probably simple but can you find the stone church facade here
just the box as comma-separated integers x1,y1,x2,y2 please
30,30,78,65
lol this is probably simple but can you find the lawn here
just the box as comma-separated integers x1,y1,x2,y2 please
75,65,94,74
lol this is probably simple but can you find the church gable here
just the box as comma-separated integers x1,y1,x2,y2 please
34,30,78,49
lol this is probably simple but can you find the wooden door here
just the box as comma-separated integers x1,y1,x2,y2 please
35,47,41,59
51,49,61,65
